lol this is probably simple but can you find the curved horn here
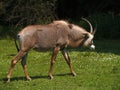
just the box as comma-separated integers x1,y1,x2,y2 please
81,18,93,34
92,23,97,35
92,19,97,35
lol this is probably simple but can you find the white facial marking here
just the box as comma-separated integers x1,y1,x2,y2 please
90,44,95,50
88,33,93,40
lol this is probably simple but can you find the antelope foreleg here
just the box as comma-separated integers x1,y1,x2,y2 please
62,49,76,76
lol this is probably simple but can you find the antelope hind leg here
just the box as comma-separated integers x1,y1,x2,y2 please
7,50,27,82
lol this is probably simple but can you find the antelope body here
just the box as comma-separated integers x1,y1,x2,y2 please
7,18,96,82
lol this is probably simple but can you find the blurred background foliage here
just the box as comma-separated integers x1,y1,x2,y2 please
0,0,120,39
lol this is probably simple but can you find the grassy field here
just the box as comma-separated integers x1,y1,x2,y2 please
0,39,120,90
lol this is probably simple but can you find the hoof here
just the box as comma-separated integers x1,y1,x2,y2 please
72,72,76,76
6,78,10,83
27,77,32,81
48,75,53,80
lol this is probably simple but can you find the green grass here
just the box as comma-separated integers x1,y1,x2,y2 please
0,39,120,90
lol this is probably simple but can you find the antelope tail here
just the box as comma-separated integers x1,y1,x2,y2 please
14,35,20,52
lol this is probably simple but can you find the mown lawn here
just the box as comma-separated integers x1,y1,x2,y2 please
0,39,120,90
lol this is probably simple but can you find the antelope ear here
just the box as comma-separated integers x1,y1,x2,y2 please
68,24,73,29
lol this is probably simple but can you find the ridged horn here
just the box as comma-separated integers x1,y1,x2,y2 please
81,18,93,34
92,19,97,35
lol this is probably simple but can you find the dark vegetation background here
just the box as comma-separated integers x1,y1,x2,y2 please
0,0,120,39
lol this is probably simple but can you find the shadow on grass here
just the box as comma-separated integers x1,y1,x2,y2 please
2,76,48,83
1,73,72,83
54,73,72,76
